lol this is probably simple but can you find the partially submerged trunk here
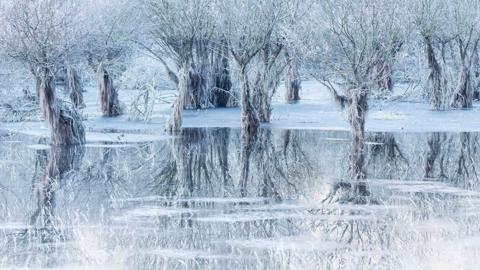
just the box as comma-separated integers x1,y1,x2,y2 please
166,64,188,133
66,66,84,109
252,44,283,123
323,90,371,205
285,49,301,102
97,64,121,117
473,52,480,100
38,68,85,145
451,65,473,108
239,67,260,136
210,40,232,107
425,36,447,110
252,72,272,122
451,41,478,108
375,42,402,95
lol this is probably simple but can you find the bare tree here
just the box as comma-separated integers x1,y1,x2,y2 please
144,0,214,133
82,0,137,117
450,0,480,108
65,66,84,109
220,0,282,134
412,0,480,109
282,1,309,103
303,0,406,178
0,0,85,145
284,48,302,102
210,39,233,108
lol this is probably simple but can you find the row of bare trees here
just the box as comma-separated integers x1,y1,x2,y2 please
1,0,480,149
0,0,304,145
142,0,305,134
0,0,139,144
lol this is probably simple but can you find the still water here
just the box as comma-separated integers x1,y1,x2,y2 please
1,128,480,269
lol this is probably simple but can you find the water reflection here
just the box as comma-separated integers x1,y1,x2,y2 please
1,129,480,269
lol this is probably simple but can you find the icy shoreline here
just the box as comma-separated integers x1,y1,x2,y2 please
2,80,480,143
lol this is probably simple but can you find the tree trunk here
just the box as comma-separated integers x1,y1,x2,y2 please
348,91,368,180
424,132,446,180
252,45,283,123
97,64,121,117
66,66,84,109
210,40,232,107
183,40,210,110
38,68,85,145
473,52,480,100
35,77,41,100
239,67,260,136
253,72,272,122
377,60,394,94
285,49,301,102
451,65,473,108
425,37,447,110
166,64,188,133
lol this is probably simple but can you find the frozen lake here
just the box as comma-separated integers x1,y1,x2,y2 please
1,128,480,269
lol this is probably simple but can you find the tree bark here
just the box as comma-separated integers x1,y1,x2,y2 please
66,66,84,109
376,60,394,94
252,44,283,123
285,49,301,102
451,65,473,108
253,72,271,122
210,40,232,107
97,64,121,117
239,66,260,136
425,36,447,110
473,52,480,100
166,64,188,133
38,68,85,145
183,40,210,110
348,91,368,180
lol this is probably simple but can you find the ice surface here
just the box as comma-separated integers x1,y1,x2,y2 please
3,80,480,136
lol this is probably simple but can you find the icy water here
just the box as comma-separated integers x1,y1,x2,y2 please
1,128,480,270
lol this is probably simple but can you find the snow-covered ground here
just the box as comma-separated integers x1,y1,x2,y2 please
2,80,480,144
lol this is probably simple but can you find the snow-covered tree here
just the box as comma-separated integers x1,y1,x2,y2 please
144,0,215,133
81,0,138,117
0,0,85,145
303,0,407,179
219,0,283,134
281,0,310,102
412,0,480,109
449,1,480,108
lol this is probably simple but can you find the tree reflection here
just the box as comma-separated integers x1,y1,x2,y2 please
5,145,86,268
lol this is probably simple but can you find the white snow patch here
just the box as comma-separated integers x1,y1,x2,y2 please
226,235,345,251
